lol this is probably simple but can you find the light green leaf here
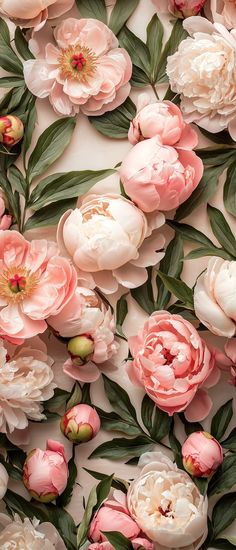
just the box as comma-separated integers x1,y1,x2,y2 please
224,159,236,218
185,247,232,261
90,97,136,138
24,198,77,231
109,0,139,35
75,0,107,23
8,166,27,196
0,76,25,88
14,27,34,60
157,272,194,309
155,19,187,83
118,26,150,74
146,14,164,83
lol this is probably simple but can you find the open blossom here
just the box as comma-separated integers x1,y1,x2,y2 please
0,198,11,230
127,452,208,550
194,257,236,337
0,338,55,434
182,432,223,478
61,404,101,444
127,311,218,422
23,18,132,116
167,17,236,139
205,0,236,29
89,490,153,550
0,514,66,549
152,0,206,17
23,440,68,503
0,231,77,344
120,137,203,213
0,0,74,28
57,194,165,294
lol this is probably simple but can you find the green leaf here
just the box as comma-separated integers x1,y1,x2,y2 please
44,388,70,412
207,205,236,258
221,427,236,452
0,87,26,115
81,383,91,405
157,272,194,309
155,19,187,83
167,220,214,247
0,32,23,74
0,76,25,88
141,395,155,435
4,490,49,523
0,457,22,481
130,65,151,88
103,532,133,550
14,27,34,60
89,436,153,460
212,539,236,550
90,97,136,139
175,165,227,221
103,375,139,425
118,26,150,75
169,425,183,469
179,413,203,436
193,477,208,496
224,159,236,218
116,294,128,339
185,247,232,261
57,456,77,507
211,399,233,441
24,198,77,231
76,0,107,22
156,234,183,310
84,468,129,493
0,18,10,43
77,475,113,548
146,14,164,83
22,99,37,161
197,147,236,166
212,493,236,539
208,455,236,495
27,117,76,183
95,474,114,509
109,0,139,35
131,267,155,314
151,407,172,442
8,166,27,196
66,383,82,410
96,407,141,437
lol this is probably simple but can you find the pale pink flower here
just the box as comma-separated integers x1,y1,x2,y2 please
61,403,101,444
167,17,236,139
0,198,11,230
182,431,223,478
120,137,203,213
57,194,165,294
23,440,68,503
128,97,198,148
127,311,218,422
152,0,206,17
205,0,236,29
0,514,66,549
0,0,74,29
23,18,132,116
0,231,77,344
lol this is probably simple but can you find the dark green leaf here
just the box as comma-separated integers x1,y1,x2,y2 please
27,117,76,183
179,413,203,436
77,475,113,548
116,294,128,339
151,407,172,442
0,18,10,44
207,205,236,258
8,166,27,196
212,493,236,539
224,159,236,218
24,198,77,230
0,41,23,74
208,455,236,495
130,65,151,87
14,27,34,60
76,0,107,22
212,539,236,550
0,457,22,481
156,234,183,309
96,407,141,436
211,400,233,441
197,147,236,166
40,411,60,422
221,427,236,452
96,474,114,509
81,383,91,405
118,26,150,74
193,477,208,496
4,490,49,523
103,375,139,425
155,19,187,83
185,247,232,261
169,422,183,469
90,97,136,139
103,532,133,550
84,468,128,493
57,456,77,507
22,99,37,160
109,0,139,35
44,388,70,412
66,383,82,410
146,14,164,83
0,86,26,115
48,505,77,549
157,272,194,309
131,267,155,314
141,395,155,435
167,220,214,247
0,76,25,88
90,436,153,460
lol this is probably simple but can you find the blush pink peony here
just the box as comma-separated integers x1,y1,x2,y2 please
152,0,206,17
120,137,203,212
23,18,132,116
205,0,236,29
127,311,218,422
182,431,223,478
0,231,77,344
0,198,11,231
0,0,74,29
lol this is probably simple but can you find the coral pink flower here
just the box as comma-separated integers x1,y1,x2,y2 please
0,231,77,344
0,199,11,231
61,403,101,444
182,431,223,478
128,97,198,148
152,0,206,17
23,18,132,116
23,440,68,503
205,0,236,29
0,0,74,29
120,137,203,213
127,311,218,422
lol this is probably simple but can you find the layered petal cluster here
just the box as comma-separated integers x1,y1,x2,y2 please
167,17,236,139
127,311,217,422
0,514,66,549
0,339,55,434
0,0,74,28
23,18,132,116
127,452,208,550
0,231,77,343
182,431,223,477
0,198,11,231
57,194,165,294
152,0,206,17
205,0,236,29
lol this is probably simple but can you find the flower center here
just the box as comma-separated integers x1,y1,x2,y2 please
162,348,175,364
59,45,97,82
82,200,112,221
0,267,38,303
8,274,26,294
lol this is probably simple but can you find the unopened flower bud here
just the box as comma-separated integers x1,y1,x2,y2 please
182,431,223,478
0,115,24,146
60,403,100,444
170,0,206,18
67,335,94,365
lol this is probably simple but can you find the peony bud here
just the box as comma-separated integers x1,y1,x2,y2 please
67,335,94,366
0,115,24,146
61,403,100,444
169,0,206,18
23,439,68,502
182,431,223,478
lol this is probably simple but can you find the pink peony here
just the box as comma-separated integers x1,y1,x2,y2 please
23,18,132,116
0,198,11,231
89,490,153,550
23,440,68,503
0,231,77,344
120,137,203,212
0,115,24,147
61,403,101,444
152,0,206,17
182,431,223,478
0,0,74,29
128,97,198,147
127,311,218,422
205,0,236,29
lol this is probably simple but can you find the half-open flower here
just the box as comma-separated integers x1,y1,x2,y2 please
0,0,74,29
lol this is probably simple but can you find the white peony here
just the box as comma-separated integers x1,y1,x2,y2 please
194,257,236,337
0,464,8,499
0,514,66,549
167,17,236,139
127,452,208,550
0,339,55,433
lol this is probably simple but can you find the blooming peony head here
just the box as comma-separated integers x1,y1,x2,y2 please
61,403,101,444
0,0,74,28
152,0,206,17
0,115,24,146
127,311,216,422
120,137,203,212
0,230,77,343
23,18,132,116
167,17,236,140
206,0,236,29
0,514,66,549
23,440,68,502
127,451,208,549
182,431,223,477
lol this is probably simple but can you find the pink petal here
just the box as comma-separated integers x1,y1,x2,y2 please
185,389,212,422
63,359,101,382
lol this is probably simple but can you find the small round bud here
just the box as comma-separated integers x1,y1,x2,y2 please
67,335,94,365
61,403,100,444
182,431,223,478
0,115,24,146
